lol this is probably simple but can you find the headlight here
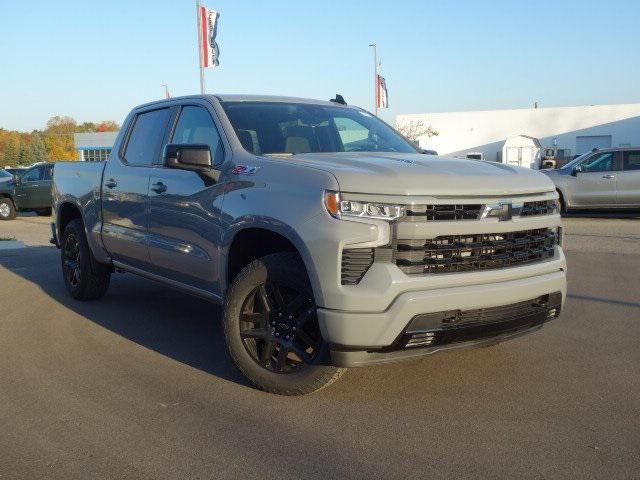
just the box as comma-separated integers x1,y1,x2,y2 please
324,191,403,221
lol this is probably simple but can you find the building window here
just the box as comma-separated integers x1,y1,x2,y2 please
82,148,111,161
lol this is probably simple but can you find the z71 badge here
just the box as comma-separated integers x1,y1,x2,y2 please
231,165,260,175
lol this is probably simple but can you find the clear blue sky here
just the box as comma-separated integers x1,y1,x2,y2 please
1,0,639,131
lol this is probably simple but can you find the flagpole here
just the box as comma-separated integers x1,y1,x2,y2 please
368,43,378,116
196,0,205,94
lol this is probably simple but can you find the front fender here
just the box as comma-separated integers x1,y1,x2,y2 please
221,217,321,302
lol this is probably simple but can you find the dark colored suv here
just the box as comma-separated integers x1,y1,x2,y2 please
0,163,55,220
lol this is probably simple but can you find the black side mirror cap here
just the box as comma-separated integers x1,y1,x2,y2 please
13,175,22,185
571,166,582,176
164,144,212,171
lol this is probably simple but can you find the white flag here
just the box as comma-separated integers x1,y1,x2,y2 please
199,5,220,68
376,74,388,109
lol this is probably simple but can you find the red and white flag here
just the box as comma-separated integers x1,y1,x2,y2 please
199,4,220,68
376,74,389,109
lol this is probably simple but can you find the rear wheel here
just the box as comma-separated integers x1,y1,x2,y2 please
223,253,344,395
61,219,111,300
0,198,16,220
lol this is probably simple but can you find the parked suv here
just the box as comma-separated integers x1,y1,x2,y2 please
52,95,566,395
543,147,640,211
0,163,54,220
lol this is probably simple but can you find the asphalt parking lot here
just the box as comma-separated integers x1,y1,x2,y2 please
1,213,639,479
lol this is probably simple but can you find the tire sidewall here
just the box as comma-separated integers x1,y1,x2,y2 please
60,219,92,298
224,253,338,394
0,198,16,220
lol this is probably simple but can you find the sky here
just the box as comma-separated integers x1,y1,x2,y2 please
1,0,639,131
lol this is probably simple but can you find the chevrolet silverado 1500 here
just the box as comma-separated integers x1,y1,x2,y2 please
52,95,566,395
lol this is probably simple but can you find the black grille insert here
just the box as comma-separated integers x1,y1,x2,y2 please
395,228,556,274
405,204,483,221
341,248,374,285
396,292,562,349
520,200,557,217
403,199,556,221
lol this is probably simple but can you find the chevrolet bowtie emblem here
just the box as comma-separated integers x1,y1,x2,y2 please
481,202,523,221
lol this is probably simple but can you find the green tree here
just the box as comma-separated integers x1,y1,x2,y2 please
30,134,48,162
2,138,19,166
77,122,97,133
17,144,32,165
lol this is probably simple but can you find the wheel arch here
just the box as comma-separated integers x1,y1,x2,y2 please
57,201,84,239
224,223,320,303
556,187,568,211
0,193,15,204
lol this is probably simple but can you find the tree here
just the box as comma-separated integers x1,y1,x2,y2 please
395,120,439,145
2,138,19,166
96,121,119,132
44,115,77,160
30,134,48,162
77,122,97,133
18,144,33,165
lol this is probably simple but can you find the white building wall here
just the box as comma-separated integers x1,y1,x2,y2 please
396,103,640,160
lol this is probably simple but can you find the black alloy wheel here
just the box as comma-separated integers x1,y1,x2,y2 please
62,232,81,289
239,281,322,373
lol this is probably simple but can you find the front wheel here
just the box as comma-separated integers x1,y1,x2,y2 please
0,198,16,220
223,253,345,395
61,219,111,300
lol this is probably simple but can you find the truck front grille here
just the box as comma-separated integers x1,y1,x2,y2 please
404,199,556,221
519,200,557,217
405,204,483,221
394,228,557,275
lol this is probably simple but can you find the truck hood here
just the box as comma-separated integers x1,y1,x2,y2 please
289,152,556,196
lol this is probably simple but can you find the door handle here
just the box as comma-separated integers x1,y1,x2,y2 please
150,181,167,194
105,179,117,189
602,174,615,179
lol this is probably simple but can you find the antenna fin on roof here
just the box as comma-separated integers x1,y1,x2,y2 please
330,94,347,105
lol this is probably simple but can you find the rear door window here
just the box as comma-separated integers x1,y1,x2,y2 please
622,151,640,171
125,108,171,166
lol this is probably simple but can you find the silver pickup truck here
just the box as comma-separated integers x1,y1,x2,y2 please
52,94,566,395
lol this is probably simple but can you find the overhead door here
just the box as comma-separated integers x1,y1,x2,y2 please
575,135,612,155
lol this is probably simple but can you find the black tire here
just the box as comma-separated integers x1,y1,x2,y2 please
223,252,345,395
60,219,110,300
36,207,52,216
0,197,16,220
557,191,567,215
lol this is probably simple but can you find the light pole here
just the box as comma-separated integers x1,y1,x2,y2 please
368,43,378,116
161,84,170,99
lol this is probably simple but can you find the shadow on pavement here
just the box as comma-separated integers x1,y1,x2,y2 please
567,293,640,309
0,245,248,387
562,209,640,220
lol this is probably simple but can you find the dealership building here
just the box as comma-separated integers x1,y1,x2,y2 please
396,103,640,168
74,131,119,161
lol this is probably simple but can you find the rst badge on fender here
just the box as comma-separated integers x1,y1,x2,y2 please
231,165,259,175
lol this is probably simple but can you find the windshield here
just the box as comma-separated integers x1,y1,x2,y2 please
221,102,418,155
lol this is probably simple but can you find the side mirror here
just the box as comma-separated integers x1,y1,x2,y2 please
13,175,22,186
164,144,212,172
571,165,582,176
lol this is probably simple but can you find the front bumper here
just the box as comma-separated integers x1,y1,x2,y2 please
329,291,561,367
317,268,566,365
